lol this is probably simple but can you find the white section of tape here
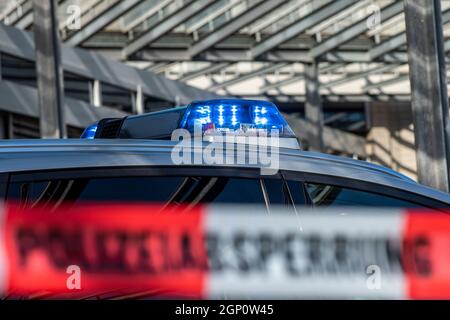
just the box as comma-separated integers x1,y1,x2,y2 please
0,202,7,296
204,206,406,299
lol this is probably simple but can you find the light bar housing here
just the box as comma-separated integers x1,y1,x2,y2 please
80,99,300,149
179,99,295,138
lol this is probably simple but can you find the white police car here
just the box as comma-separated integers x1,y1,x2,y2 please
0,99,449,210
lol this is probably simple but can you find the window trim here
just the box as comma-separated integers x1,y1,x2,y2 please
282,176,311,208
259,179,271,213
7,166,286,210
282,170,449,209
10,167,445,208
9,166,281,183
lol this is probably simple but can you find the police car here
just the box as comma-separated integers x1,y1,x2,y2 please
0,98,449,210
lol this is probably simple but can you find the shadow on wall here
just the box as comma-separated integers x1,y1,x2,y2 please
366,102,417,181
283,113,367,158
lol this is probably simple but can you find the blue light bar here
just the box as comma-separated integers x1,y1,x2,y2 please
179,99,295,137
80,123,98,139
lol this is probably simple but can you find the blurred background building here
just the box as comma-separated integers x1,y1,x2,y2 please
0,0,449,184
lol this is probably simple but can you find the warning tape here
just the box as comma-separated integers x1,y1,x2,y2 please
0,203,450,299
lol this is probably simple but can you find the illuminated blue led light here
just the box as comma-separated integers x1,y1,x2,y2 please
80,123,98,139
179,99,295,137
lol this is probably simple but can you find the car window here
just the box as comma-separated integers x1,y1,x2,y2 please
285,180,307,206
262,178,290,205
7,175,267,207
206,178,265,204
75,177,184,202
305,183,424,208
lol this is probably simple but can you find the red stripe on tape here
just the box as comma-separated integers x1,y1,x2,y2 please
404,211,450,299
5,204,450,299
4,203,207,298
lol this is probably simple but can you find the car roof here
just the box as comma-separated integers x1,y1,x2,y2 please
0,139,449,204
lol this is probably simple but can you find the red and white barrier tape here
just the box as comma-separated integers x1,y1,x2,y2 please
0,203,449,299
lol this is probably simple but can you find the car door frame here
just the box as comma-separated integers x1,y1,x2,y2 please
6,165,296,209
281,170,449,209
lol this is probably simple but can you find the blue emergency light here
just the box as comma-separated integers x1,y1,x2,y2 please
80,99,300,148
80,123,98,139
179,99,295,137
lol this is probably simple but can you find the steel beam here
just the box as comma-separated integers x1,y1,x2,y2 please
15,11,33,29
1,0,32,28
12,0,65,29
65,0,142,46
146,62,172,73
309,1,404,59
138,48,407,63
321,64,401,89
123,0,215,58
189,0,286,58
146,62,178,74
370,8,450,60
364,21,450,90
260,63,345,92
248,0,306,34
304,62,323,151
242,93,411,103
261,74,306,93
209,63,288,91
32,0,66,138
249,0,358,59
404,0,450,192
364,51,450,91
0,22,218,105
369,32,407,61
324,112,347,125
185,0,240,34
362,75,410,91
179,62,231,81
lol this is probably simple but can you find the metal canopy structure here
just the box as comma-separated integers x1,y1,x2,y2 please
2,0,448,101
1,0,450,187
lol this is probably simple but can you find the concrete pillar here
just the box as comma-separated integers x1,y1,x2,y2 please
90,80,102,107
32,0,66,138
404,0,450,192
304,62,323,152
134,85,144,114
